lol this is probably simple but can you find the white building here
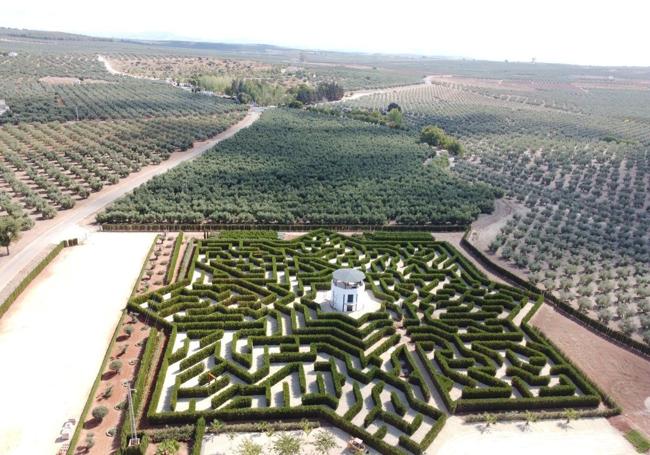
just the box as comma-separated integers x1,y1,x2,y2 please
331,268,366,312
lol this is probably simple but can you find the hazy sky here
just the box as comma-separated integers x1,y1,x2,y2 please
3,0,649,66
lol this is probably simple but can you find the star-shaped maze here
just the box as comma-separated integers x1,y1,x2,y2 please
131,230,603,455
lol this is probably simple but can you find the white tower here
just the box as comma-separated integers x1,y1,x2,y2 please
331,268,366,312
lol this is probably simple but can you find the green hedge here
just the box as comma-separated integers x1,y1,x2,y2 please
0,241,64,320
191,418,205,455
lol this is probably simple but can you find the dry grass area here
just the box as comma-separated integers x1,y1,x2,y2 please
531,304,650,438
107,56,274,82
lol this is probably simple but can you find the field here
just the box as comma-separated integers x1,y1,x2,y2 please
1,27,649,455
342,78,650,346
102,53,424,93
97,108,499,225
0,41,247,234
91,229,616,455
0,52,244,124
0,112,245,225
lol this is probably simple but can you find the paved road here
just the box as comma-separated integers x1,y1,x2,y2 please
0,109,261,298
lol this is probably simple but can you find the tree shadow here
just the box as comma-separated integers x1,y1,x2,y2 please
83,418,101,430
101,370,117,381
516,423,531,432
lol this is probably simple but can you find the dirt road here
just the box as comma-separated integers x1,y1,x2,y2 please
0,109,261,304
532,305,650,438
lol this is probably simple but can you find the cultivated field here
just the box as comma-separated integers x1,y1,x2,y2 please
0,44,247,240
97,108,498,225
0,112,245,226
102,53,423,95
343,78,650,346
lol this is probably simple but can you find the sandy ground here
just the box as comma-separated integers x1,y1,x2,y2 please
428,416,635,455
469,198,527,251
432,231,509,286
0,232,155,455
532,304,650,437
201,427,380,455
0,109,260,312
98,55,146,79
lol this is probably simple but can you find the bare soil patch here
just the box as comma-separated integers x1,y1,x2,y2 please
531,304,650,438
74,315,152,454
39,76,109,85
469,198,528,251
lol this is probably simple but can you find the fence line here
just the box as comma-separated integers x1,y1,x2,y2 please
100,223,469,233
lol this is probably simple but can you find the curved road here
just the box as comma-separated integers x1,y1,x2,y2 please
0,109,261,297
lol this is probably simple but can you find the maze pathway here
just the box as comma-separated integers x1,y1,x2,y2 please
129,230,604,455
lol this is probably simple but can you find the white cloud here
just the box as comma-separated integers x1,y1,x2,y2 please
2,0,648,66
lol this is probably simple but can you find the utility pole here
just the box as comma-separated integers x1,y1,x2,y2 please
124,382,139,446
75,105,79,121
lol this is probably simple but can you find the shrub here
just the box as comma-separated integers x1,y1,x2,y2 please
92,406,109,421
109,359,123,374
156,439,180,455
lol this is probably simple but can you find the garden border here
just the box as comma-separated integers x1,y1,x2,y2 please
101,223,469,233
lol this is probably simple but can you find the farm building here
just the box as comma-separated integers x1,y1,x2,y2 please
330,268,366,312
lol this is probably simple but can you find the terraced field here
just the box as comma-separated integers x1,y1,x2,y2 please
119,230,609,455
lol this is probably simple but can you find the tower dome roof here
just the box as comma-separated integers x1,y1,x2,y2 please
332,268,365,283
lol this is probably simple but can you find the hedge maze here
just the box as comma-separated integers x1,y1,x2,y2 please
129,230,604,454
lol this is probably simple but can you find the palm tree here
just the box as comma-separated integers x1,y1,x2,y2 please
237,438,263,455
484,413,497,428
563,408,578,426
156,439,180,455
209,419,224,434
311,430,337,454
524,411,537,428
300,418,313,436
273,433,302,455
